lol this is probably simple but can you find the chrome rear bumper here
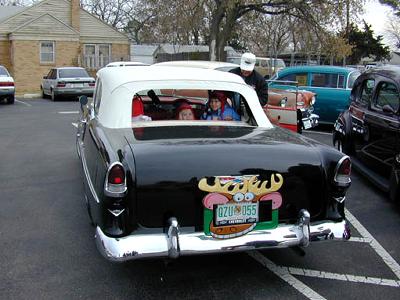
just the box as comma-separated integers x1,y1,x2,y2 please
95,210,350,262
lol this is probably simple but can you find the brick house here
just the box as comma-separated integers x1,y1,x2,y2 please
0,0,130,95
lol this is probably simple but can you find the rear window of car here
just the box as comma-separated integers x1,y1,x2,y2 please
0,66,9,76
131,89,256,126
310,73,345,88
59,69,90,78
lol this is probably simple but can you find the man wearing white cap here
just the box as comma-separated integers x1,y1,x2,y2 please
229,52,268,106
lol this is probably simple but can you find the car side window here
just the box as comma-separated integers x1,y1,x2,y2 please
279,73,307,86
47,69,53,78
338,75,345,88
374,82,399,112
360,79,375,105
48,69,56,79
311,73,342,88
94,79,102,115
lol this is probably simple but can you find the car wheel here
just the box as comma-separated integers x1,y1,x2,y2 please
51,89,57,101
6,95,15,104
41,86,46,99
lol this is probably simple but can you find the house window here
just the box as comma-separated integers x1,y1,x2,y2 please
40,41,55,63
83,44,111,70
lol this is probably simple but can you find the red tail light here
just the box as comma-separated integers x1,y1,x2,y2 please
0,82,14,87
89,82,95,87
56,82,66,87
108,164,125,185
334,157,351,187
104,162,127,197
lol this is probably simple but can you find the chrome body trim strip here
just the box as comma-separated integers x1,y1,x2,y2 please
95,211,350,262
78,140,100,204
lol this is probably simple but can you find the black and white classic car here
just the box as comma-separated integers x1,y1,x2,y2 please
76,66,351,262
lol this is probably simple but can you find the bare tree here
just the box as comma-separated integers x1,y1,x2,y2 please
81,0,366,61
81,0,137,29
0,0,27,5
385,15,400,48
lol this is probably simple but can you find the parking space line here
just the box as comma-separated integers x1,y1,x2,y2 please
248,251,326,300
58,111,78,114
303,130,332,136
345,208,400,279
349,237,372,243
288,267,400,288
15,99,32,107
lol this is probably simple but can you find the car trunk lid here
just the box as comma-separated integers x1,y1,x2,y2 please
124,125,326,228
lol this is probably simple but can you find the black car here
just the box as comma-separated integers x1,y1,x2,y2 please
333,66,400,202
77,66,351,262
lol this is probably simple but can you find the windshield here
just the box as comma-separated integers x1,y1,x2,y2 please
271,59,286,68
59,69,90,78
227,57,241,65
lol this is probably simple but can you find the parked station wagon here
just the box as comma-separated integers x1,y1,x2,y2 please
333,66,400,202
270,66,361,124
76,66,351,262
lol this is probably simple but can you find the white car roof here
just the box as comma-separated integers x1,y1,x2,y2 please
55,67,85,70
154,60,239,69
98,66,245,91
106,61,148,67
96,66,272,129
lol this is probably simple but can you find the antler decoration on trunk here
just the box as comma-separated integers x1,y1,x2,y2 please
248,174,283,195
199,174,283,195
198,178,248,195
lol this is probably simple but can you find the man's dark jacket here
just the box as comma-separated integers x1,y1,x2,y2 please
229,67,268,106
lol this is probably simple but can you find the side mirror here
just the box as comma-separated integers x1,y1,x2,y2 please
382,104,395,114
79,95,88,106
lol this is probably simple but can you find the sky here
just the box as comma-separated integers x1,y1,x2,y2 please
361,0,394,45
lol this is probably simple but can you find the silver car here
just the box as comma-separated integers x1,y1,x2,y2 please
0,65,15,104
41,67,95,101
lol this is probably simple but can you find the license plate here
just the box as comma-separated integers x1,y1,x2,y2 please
71,83,83,88
303,119,312,129
214,202,258,226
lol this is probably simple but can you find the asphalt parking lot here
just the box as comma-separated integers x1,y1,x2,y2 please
1,98,400,299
